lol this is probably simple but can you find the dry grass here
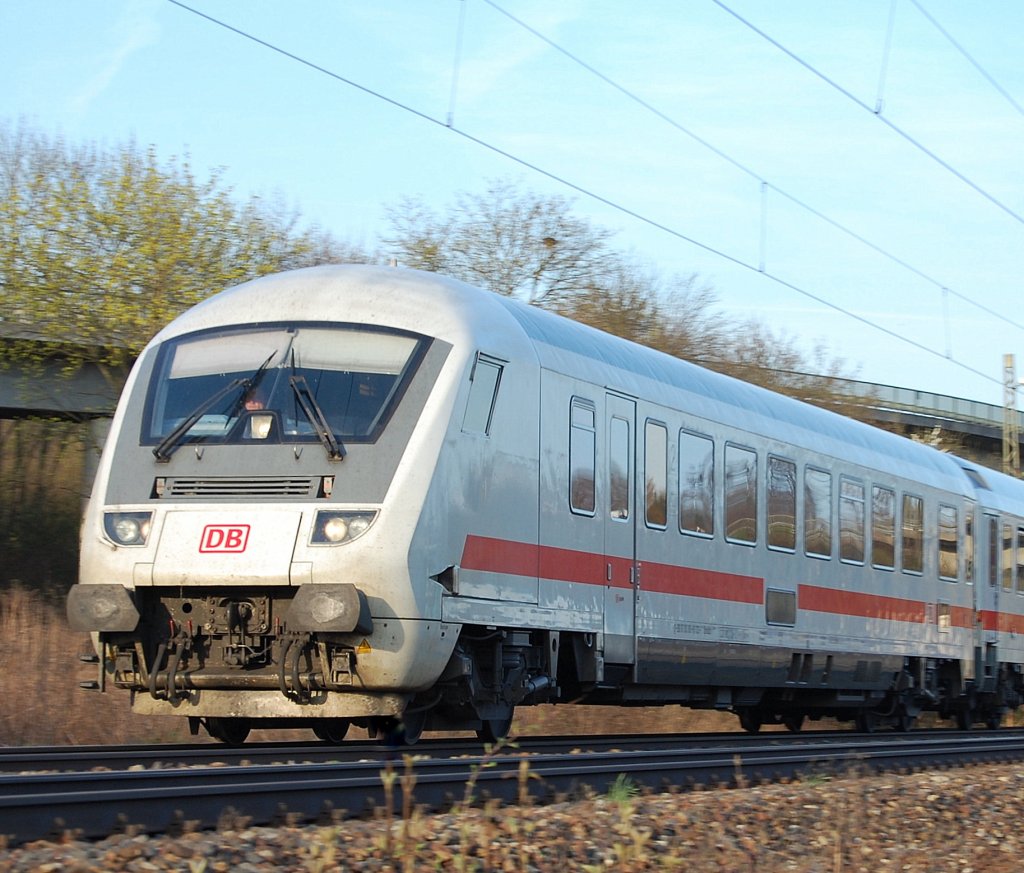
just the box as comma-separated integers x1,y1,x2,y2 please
0,586,192,746
0,419,85,594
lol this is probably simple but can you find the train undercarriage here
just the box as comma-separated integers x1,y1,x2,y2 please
78,585,563,744
76,585,1024,743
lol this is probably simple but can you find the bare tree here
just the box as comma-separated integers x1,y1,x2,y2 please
384,178,617,305
706,319,866,416
386,177,860,409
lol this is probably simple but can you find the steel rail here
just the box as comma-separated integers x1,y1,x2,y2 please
0,731,829,773
0,731,842,773
4,730,1024,846
7,728,1020,774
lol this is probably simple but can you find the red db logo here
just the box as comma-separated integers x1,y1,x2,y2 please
200,524,250,553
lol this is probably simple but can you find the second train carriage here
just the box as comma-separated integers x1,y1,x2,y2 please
68,264,1024,742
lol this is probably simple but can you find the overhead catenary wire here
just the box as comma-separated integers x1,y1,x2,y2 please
482,0,1024,335
909,0,1024,118
709,0,1024,227
162,0,1003,389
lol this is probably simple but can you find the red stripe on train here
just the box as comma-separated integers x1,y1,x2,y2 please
800,586,980,630
640,561,763,603
460,535,1022,631
979,610,1024,635
798,585,928,623
460,535,760,601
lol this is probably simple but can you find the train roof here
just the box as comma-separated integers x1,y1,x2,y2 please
956,458,1024,514
152,264,1001,498
492,287,968,493
147,263,540,364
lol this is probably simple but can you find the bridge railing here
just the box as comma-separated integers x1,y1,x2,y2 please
816,375,1023,432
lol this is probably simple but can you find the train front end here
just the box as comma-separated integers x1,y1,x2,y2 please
68,267,459,742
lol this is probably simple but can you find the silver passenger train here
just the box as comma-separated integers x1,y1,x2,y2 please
68,264,1024,743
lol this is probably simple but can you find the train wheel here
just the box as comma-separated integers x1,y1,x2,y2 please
375,711,427,746
206,717,251,746
313,718,350,744
895,708,917,732
782,714,804,733
476,707,515,744
854,711,877,733
399,708,427,745
955,709,973,730
737,709,762,734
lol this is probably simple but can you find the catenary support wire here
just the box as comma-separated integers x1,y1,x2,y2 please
875,0,900,114
162,0,1003,389
481,0,1024,333
447,0,468,128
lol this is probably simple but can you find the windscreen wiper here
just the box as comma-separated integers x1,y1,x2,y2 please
289,375,345,460
152,351,277,462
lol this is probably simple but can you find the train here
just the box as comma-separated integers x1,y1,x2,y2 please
68,264,1024,744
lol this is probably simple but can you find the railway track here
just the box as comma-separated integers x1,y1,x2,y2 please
0,730,882,773
4,730,1024,847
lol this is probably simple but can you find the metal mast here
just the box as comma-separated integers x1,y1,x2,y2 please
1004,354,1020,477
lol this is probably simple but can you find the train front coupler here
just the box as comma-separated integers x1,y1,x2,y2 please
276,584,375,702
147,622,196,703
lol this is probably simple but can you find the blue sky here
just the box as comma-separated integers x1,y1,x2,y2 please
3,1,1023,406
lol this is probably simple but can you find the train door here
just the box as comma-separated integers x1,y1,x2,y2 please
965,499,980,677
603,393,637,666
980,512,1001,686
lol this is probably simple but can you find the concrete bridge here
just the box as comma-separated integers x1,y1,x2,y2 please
0,327,127,496
821,376,1022,473
0,326,125,419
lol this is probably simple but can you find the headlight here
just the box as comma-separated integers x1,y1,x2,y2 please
311,510,377,545
248,413,274,439
103,511,153,546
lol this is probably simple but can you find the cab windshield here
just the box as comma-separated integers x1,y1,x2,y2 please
143,324,427,450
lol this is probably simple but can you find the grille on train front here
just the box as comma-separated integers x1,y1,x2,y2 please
152,476,333,499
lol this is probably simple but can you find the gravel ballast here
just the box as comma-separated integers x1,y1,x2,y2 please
3,761,1023,871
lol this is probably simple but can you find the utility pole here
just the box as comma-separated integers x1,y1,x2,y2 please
1004,354,1020,477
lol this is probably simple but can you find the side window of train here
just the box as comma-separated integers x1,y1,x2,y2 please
901,494,924,575
644,421,668,529
937,602,952,633
462,353,503,435
725,444,757,546
569,398,596,516
1017,528,1024,594
871,485,895,570
679,430,714,538
988,517,999,588
766,588,796,626
805,467,832,559
609,416,630,521
839,478,865,564
1003,522,1015,591
767,456,796,552
965,511,975,585
938,504,959,582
